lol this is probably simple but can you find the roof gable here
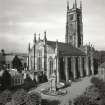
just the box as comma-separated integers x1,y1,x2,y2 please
47,40,85,56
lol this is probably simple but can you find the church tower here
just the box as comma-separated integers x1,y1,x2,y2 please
65,0,83,48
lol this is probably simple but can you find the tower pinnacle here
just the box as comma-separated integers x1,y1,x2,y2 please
34,33,36,43
74,0,77,8
44,31,47,43
80,1,82,10
67,0,69,10
44,31,46,38
28,43,30,52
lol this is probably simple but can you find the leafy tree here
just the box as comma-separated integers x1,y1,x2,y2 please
1,70,11,89
12,55,23,73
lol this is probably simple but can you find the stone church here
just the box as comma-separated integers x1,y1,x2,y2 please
28,0,95,83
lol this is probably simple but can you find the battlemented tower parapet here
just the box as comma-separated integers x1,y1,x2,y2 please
65,0,83,48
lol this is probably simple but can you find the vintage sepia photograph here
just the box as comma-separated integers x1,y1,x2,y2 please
0,0,105,105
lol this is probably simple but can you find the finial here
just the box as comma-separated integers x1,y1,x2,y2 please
67,0,69,10
44,31,47,43
34,33,36,43
55,40,59,55
56,39,58,43
80,1,82,10
73,3,75,8
56,40,58,48
74,0,77,8
38,33,40,41
89,42,90,46
44,31,46,38
28,43,30,52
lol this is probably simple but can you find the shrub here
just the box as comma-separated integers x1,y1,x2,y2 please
73,77,105,105
1,70,11,90
22,75,35,91
99,83,105,99
91,77,103,89
12,89,28,105
73,95,98,105
74,95,89,105
12,89,42,105
91,77,105,100
101,99,105,105
85,85,100,102
42,73,48,82
0,90,12,105
27,92,41,105
41,99,60,105
69,100,72,105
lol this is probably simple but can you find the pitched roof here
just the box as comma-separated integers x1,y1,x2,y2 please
47,40,85,56
5,52,28,57
5,53,27,63
100,62,105,68
0,69,22,78
9,69,22,78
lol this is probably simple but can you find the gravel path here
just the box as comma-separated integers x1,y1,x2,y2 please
30,76,92,105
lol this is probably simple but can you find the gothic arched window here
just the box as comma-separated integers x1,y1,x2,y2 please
37,50,42,71
48,57,53,75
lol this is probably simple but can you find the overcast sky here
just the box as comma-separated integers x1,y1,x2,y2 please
0,0,105,53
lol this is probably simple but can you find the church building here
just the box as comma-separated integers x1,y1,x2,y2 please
28,0,95,83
